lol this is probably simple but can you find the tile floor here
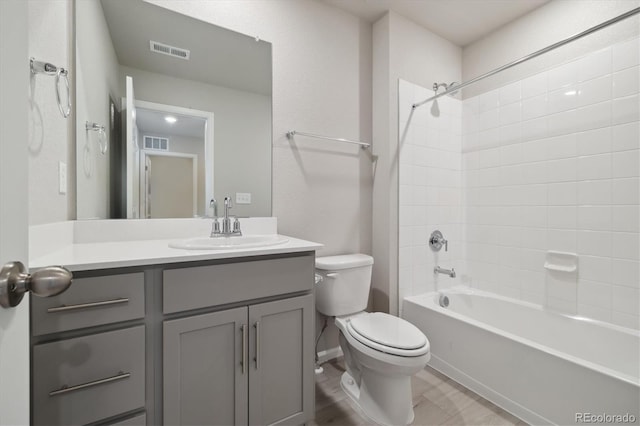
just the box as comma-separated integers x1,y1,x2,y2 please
311,358,527,426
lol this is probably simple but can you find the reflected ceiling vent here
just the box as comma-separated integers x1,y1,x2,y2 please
149,40,190,60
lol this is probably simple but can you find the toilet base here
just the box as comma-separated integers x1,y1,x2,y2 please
340,371,415,426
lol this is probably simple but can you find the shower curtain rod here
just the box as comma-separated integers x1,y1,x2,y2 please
412,7,640,110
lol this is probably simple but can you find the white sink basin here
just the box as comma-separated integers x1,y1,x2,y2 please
169,235,289,250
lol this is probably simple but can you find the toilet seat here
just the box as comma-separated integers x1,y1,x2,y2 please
346,312,429,357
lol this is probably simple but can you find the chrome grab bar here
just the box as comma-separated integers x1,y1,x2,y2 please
49,372,130,396
47,297,129,313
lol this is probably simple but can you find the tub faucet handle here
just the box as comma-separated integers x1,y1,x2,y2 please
429,230,448,252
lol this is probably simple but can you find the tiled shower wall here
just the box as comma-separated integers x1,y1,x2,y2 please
398,80,463,310
398,36,639,329
462,36,639,329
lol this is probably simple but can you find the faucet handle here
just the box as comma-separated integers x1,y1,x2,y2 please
233,217,242,234
429,230,448,252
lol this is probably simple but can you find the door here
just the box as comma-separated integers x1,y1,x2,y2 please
163,307,248,425
248,294,314,426
0,0,30,424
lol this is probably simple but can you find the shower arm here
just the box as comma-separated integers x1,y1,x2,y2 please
413,7,640,110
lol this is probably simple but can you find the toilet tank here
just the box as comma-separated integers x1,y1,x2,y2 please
315,254,374,317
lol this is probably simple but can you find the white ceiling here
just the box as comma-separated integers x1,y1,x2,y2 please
136,108,206,139
100,0,272,95
320,0,551,46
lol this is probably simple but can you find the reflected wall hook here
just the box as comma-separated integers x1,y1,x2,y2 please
86,121,107,154
30,58,71,118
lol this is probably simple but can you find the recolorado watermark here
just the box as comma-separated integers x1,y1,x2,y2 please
576,413,637,424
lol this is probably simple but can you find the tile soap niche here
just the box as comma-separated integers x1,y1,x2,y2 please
544,251,578,274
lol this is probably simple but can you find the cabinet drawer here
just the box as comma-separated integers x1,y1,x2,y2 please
32,326,145,426
108,412,146,425
31,272,144,336
163,254,313,314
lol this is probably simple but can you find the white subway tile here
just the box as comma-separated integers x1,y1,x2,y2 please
577,206,612,231
612,178,639,205
547,85,578,114
520,227,547,250
612,232,640,261
611,311,640,329
611,258,640,288
547,109,578,137
478,147,502,169
576,127,612,156
521,93,548,121
547,275,577,301
500,143,523,165
547,158,577,183
478,89,500,113
547,60,578,90
521,71,547,99
548,206,577,229
498,122,522,145
520,248,546,272
521,139,548,163
577,47,612,82
577,230,611,257
612,205,639,232
499,81,521,105
521,161,548,185
578,279,612,309
574,101,611,132
548,182,577,205
477,128,500,149
612,94,639,125
546,134,576,160
519,184,548,206
478,108,499,131
612,150,639,178
612,122,639,152
520,206,547,228
577,153,612,181
521,117,548,142
548,229,576,252
577,180,612,205
546,296,577,315
579,255,611,283
577,75,612,107
612,286,639,316
612,66,639,98
612,37,640,72
499,102,522,126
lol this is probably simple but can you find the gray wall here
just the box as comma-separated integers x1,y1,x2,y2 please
122,66,271,218
76,0,121,220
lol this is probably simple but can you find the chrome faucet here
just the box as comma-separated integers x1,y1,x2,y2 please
434,266,456,278
211,196,242,237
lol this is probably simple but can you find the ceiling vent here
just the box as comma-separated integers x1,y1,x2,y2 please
149,40,190,60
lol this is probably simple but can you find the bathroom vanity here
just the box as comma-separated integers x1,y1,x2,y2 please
28,220,320,426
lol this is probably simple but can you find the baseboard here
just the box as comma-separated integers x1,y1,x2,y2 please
317,346,343,364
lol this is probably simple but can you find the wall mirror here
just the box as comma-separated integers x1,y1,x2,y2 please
75,0,272,219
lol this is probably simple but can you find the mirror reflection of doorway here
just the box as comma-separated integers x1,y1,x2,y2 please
143,152,197,218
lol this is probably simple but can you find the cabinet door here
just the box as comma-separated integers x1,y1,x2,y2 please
248,294,314,426
163,307,248,425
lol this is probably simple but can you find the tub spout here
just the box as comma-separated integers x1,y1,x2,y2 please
435,266,456,278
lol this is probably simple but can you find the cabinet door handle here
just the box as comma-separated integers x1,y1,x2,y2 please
241,324,247,375
254,321,260,370
47,297,129,313
49,371,130,396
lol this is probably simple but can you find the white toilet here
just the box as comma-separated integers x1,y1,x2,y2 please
315,254,430,426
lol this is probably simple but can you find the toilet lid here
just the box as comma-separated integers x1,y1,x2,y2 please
347,312,427,351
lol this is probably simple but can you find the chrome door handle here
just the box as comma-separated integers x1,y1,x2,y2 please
0,261,72,308
47,298,128,313
49,372,130,396
254,321,260,370
241,324,247,375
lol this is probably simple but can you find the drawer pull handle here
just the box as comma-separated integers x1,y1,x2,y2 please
49,371,131,396
254,321,260,370
47,297,129,313
241,324,247,375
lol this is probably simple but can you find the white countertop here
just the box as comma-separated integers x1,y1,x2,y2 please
30,235,322,272
29,219,322,272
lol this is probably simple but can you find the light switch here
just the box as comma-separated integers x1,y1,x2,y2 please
58,162,67,194
236,192,251,204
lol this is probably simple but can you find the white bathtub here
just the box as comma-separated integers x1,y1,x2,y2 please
403,288,640,426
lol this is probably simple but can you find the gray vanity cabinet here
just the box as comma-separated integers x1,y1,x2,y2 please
163,293,314,426
163,307,248,426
